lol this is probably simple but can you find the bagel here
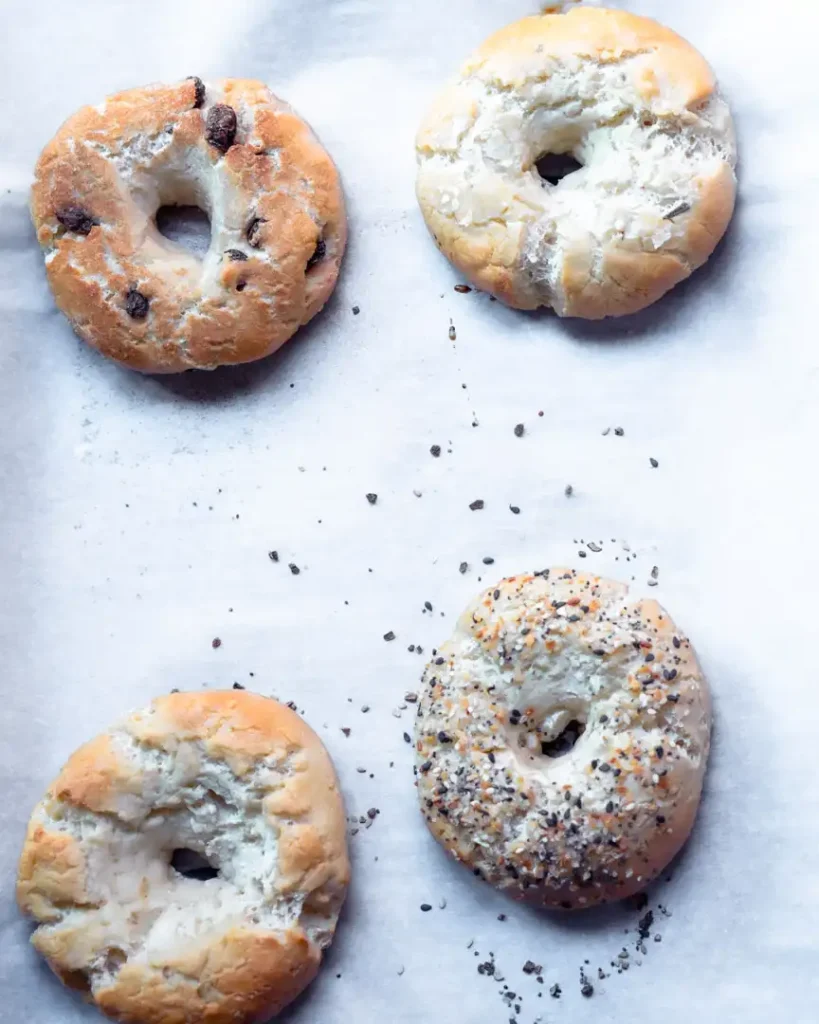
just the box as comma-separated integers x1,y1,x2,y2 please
17,691,349,1024
415,7,736,317
31,78,346,372
414,569,711,908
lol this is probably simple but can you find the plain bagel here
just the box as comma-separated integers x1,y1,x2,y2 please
414,569,711,908
17,691,349,1024
31,78,346,372
416,7,736,317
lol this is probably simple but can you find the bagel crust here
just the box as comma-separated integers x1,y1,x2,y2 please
31,78,346,372
414,570,711,908
416,7,736,317
17,691,349,1024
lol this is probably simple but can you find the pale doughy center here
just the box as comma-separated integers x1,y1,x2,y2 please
84,87,258,296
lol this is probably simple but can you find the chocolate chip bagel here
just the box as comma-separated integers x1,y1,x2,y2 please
31,78,346,372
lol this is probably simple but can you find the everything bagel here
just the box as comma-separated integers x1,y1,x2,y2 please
415,570,711,908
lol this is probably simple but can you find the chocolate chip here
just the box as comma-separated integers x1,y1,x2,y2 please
57,206,96,235
205,104,237,152
246,218,265,248
225,249,248,261
306,237,326,270
187,76,205,109
124,288,149,319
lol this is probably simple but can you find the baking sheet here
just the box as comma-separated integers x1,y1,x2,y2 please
1,1,817,1021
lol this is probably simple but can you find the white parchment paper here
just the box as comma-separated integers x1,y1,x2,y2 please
1,1,817,1021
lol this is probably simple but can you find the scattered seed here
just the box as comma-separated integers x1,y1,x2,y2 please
565,484,573,497
459,561,469,574
288,563,300,575
352,305,360,315
420,903,432,912
509,505,520,514
614,427,624,436
366,492,378,505
403,732,411,743
664,201,691,220
482,556,495,565
448,324,456,340
211,638,221,649
268,550,279,562
513,423,525,437
469,499,485,511
383,631,396,641
454,284,472,293
650,457,659,468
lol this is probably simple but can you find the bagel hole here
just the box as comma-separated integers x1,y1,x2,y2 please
170,847,219,881
155,205,212,258
535,152,583,186
60,968,92,993
541,719,585,757
102,947,127,976
306,236,326,272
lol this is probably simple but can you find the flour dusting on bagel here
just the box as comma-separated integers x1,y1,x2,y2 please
416,7,736,317
17,691,349,1024
415,569,711,908
31,78,346,371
